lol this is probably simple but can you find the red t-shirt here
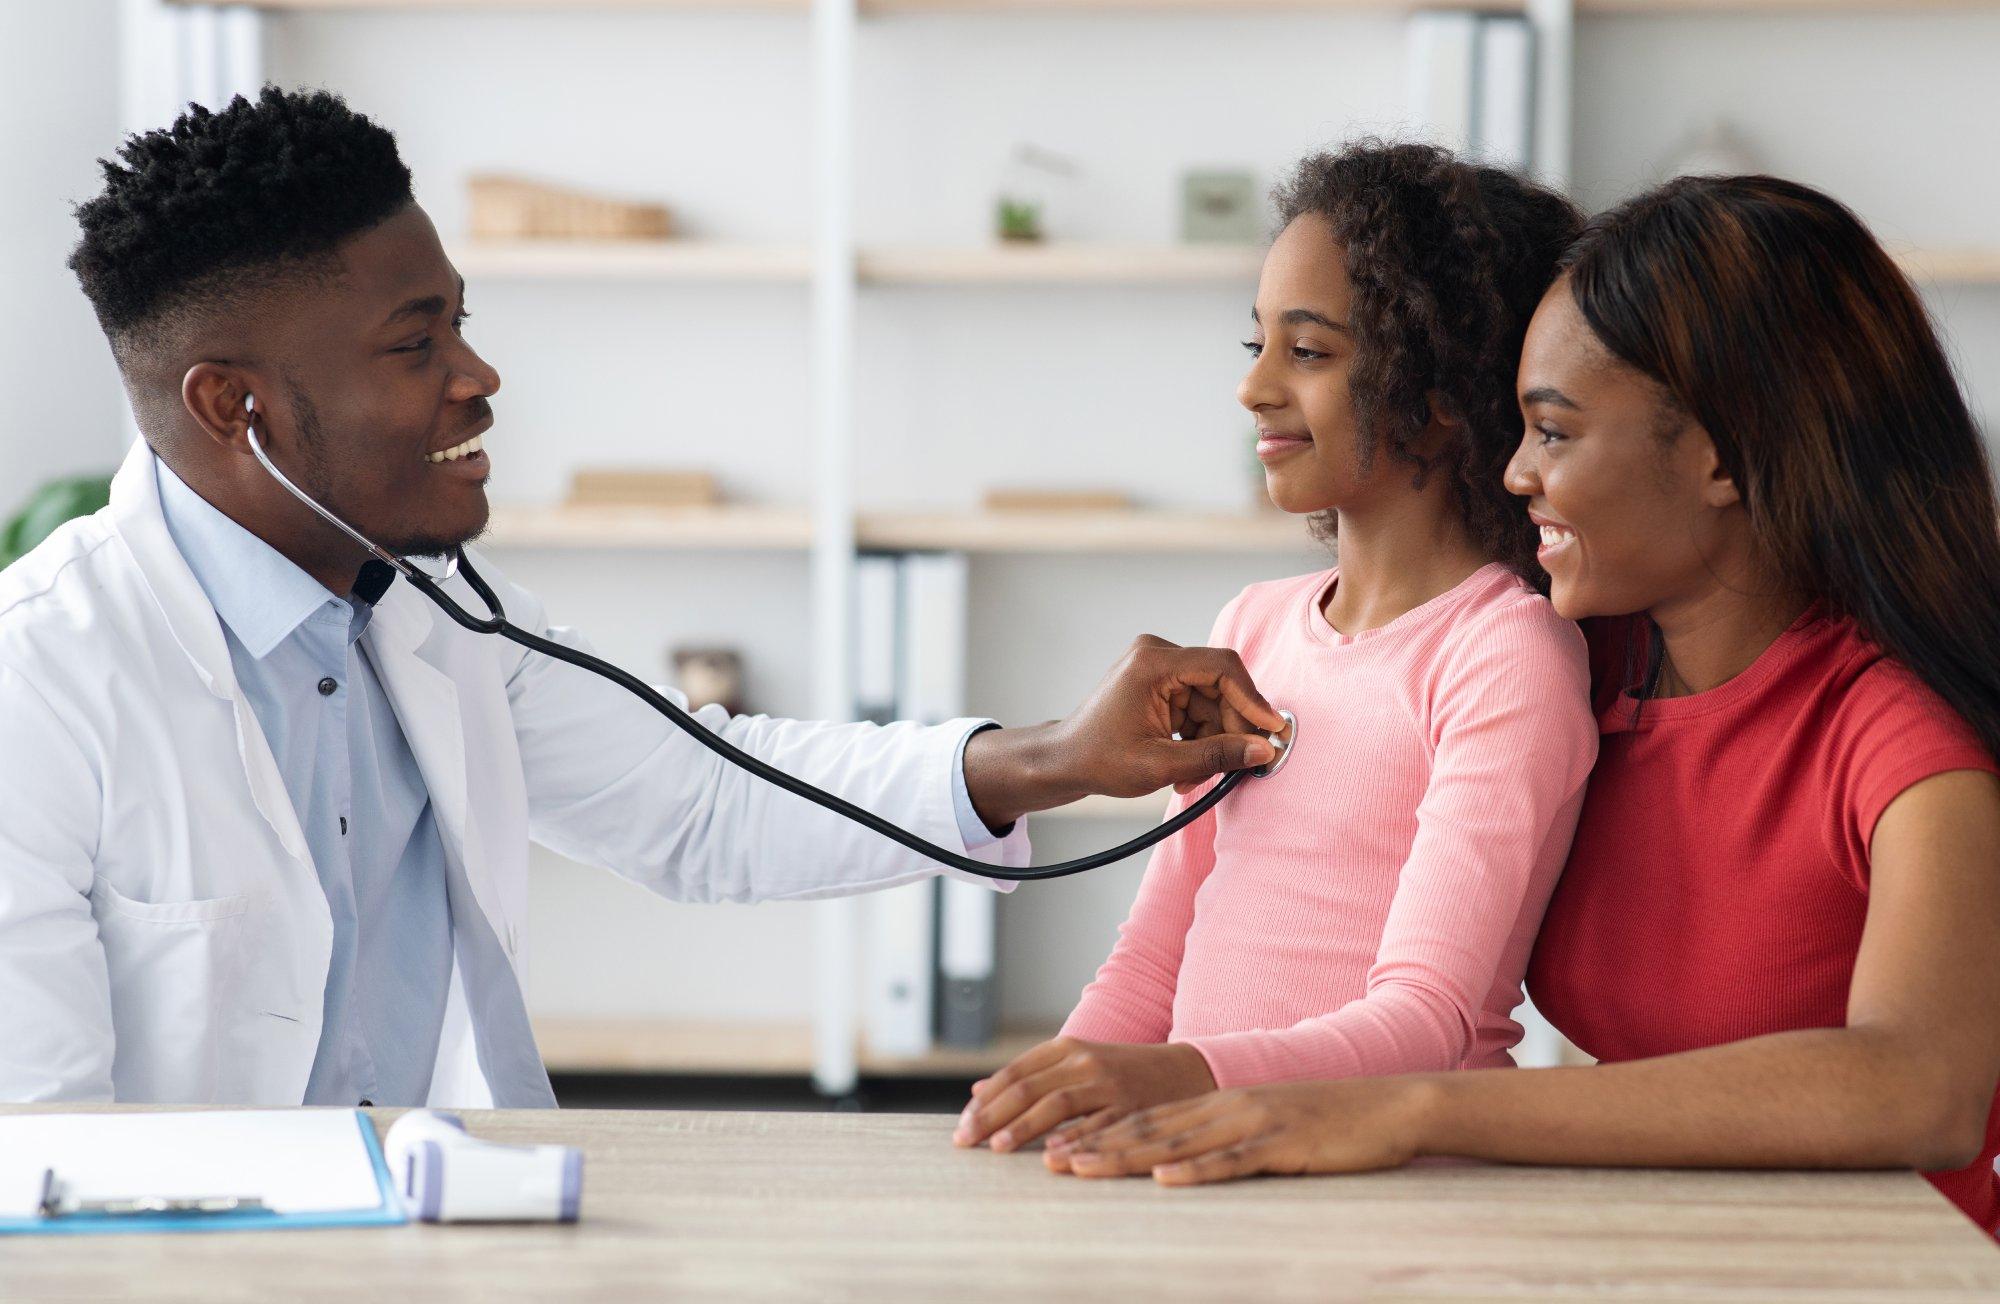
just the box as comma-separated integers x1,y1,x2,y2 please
1528,608,2000,1232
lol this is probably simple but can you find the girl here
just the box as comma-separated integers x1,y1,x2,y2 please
956,142,1598,1155
1060,175,2000,1236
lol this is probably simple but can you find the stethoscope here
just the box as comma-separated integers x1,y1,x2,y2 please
244,396,1296,882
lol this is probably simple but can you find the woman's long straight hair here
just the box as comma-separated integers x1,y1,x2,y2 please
1564,174,2000,756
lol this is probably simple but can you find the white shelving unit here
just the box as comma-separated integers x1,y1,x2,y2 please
145,0,2000,1093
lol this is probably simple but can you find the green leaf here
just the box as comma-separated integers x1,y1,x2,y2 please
1,475,114,570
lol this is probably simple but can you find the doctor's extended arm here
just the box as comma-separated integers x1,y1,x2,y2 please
0,663,116,1101
494,566,1030,903
492,560,1281,903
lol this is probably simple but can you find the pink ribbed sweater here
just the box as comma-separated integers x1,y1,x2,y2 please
1062,564,1598,1089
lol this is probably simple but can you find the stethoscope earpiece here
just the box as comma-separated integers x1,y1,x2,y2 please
245,405,461,588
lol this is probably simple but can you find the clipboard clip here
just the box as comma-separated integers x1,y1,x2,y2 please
36,1168,269,1220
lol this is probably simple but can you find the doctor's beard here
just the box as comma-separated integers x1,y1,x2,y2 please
283,373,487,563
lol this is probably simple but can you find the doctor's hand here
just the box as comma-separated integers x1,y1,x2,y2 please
960,635,1285,830
952,1037,1217,1153
1054,1077,1434,1184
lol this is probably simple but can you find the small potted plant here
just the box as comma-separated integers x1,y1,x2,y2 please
994,144,1079,245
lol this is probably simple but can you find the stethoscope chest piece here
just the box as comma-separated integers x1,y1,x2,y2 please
1252,708,1298,779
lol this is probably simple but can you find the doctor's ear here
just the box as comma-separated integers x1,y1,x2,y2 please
180,363,261,454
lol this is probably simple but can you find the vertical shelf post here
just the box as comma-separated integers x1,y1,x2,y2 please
809,0,863,1098
1526,0,1576,193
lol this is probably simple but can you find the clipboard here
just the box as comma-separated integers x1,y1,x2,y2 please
0,1109,407,1236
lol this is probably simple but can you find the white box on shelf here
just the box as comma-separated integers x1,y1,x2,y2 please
1473,15,1535,173
896,552,970,726
854,552,902,725
1406,11,1478,154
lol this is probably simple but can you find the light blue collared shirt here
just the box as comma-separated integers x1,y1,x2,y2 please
157,462,475,1106
156,461,1002,1107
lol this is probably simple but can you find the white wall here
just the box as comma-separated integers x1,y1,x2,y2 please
0,0,128,503
1573,10,2000,429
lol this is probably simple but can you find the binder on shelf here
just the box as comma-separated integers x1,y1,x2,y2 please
1406,11,1478,155
936,878,998,1048
854,552,902,726
900,553,1002,1049
1473,15,1535,172
896,552,970,727
857,551,935,1058
855,549,1003,1057
1406,10,1536,175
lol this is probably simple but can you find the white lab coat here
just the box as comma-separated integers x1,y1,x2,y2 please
0,442,1025,1105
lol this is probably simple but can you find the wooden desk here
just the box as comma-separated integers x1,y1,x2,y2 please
4,1107,1997,1301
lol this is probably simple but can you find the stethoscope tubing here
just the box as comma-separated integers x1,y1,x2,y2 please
246,414,1274,882
406,556,1253,882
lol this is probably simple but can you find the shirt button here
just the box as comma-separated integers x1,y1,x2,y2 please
317,677,337,697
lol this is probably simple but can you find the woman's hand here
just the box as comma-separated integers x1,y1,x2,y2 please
1055,1077,1440,1185
953,1037,1218,1153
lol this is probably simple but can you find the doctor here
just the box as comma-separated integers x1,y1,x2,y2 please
0,88,1282,1107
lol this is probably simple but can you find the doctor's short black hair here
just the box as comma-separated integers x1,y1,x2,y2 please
69,86,413,356
1274,141,1583,580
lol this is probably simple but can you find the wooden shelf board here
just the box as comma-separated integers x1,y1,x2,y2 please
182,0,1511,10
449,240,811,282
1579,0,1995,10
483,503,814,550
534,1017,1054,1077
447,241,1264,286
861,243,1265,286
175,0,2000,12
861,508,1312,553
445,240,2000,289
868,0,1504,11
184,0,810,9
481,504,1313,555
172,0,2000,12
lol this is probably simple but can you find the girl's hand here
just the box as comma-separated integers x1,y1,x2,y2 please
953,1037,1217,1153
1056,1077,1440,1185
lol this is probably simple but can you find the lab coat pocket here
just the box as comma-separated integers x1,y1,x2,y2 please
89,876,262,1100
89,876,256,925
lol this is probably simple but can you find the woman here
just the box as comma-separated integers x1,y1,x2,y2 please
1052,174,2000,1234
955,143,1595,1156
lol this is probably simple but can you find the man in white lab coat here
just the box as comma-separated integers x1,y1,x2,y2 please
0,89,1282,1106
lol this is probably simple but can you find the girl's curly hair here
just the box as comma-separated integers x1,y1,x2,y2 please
1274,142,1583,579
